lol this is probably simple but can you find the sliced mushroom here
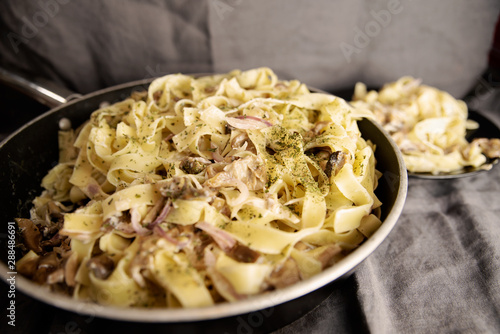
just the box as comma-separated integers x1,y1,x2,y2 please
153,90,163,102
266,258,301,289
87,254,115,280
47,268,65,284
32,267,50,285
325,151,347,177
47,201,64,220
15,218,42,253
227,244,260,263
180,157,209,174
38,252,60,270
40,233,65,249
211,197,231,218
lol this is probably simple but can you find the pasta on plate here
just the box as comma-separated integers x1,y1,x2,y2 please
351,77,500,174
15,68,382,308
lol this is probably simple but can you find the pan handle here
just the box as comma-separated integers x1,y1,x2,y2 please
0,67,82,108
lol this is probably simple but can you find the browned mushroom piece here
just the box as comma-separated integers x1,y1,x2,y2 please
309,149,333,170
266,258,301,289
38,252,60,270
47,268,65,284
32,267,51,285
227,244,260,263
87,254,115,280
210,197,231,218
15,218,43,253
47,201,64,220
23,252,60,285
40,233,65,249
180,157,209,174
325,151,347,177
152,90,163,102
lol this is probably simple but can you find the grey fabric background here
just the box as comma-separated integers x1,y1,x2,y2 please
208,0,499,97
1,1,500,333
1,0,499,96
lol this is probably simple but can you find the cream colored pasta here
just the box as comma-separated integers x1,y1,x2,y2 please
17,68,382,308
351,77,500,174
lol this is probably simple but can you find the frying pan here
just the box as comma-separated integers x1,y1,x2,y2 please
0,67,407,333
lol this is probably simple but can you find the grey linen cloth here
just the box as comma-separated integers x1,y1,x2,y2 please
1,1,500,333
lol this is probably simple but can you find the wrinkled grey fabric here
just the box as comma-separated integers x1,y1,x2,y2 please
0,0,212,93
208,0,499,97
1,1,500,333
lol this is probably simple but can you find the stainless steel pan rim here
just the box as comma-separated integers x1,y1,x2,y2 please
0,75,408,323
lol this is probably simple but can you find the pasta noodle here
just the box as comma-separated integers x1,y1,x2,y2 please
351,77,500,174
16,68,382,308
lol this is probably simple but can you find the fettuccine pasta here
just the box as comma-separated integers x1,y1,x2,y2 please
16,68,382,308
351,77,500,174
